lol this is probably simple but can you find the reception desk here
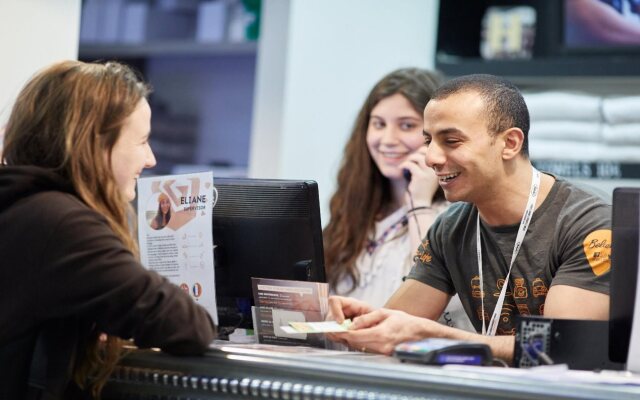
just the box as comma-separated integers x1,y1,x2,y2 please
103,343,640,400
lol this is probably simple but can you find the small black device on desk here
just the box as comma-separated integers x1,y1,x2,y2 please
394,338,493,366
514,315,624,370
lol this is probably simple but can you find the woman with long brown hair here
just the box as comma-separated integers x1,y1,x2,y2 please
323,68,473,331
0,60,216,399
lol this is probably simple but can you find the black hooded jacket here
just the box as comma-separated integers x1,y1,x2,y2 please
0,166,216,399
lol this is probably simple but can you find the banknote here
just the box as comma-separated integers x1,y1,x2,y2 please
280,319,352,334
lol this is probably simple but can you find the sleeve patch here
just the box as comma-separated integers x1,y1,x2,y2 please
582,229,612,276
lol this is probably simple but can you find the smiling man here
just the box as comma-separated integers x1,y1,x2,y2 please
328,74,611,362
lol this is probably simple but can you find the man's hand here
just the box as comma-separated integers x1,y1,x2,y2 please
327,296,374,323
326,296,374,345
332,308,437,355
328,299,516,362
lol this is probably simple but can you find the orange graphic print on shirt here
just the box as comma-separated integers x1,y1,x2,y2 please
477,306,489,321
582,229,612,276
417,239,432,264
501,303,516,325
513,278,528,299
532,278,548,297
471,275,484,298
493,278,512,297
517,303,531,316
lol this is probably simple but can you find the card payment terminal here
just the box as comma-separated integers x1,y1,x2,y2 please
394,338,493,366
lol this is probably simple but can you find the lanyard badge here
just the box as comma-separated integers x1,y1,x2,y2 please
477,166,540,336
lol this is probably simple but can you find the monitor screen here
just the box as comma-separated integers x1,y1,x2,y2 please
212,177,326,329
564,0,640,51
609,187,640,363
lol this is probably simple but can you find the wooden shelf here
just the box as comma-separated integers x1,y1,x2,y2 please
79,41,257,58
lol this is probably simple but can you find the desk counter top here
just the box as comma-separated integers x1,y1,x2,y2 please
103,343,640,400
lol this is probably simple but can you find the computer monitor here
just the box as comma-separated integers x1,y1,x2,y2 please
212,177,326,329
564,0,640,52
609,187,640,363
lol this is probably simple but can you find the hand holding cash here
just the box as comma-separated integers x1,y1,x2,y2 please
281,319,353,334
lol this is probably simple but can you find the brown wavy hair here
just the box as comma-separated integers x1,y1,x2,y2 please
323,68,443,293
2,60,150,397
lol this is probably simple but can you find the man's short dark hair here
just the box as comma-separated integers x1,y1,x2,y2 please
432,74,530,157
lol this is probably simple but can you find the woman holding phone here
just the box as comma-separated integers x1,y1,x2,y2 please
323,68,473,331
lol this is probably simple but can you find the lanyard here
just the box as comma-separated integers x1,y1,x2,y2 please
477,166,540,336
365,213,408,255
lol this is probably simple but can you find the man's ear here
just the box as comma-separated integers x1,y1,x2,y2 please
501,128,524,160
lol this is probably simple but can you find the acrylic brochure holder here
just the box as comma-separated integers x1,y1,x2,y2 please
251,277,329,348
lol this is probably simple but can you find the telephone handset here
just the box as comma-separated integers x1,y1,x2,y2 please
402,168,412,183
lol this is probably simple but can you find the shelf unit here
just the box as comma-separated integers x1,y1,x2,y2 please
79,40,257,175
436,55,640,80
435,0,640,184
79,41,257,58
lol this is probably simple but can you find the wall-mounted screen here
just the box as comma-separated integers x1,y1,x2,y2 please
564,0,640,50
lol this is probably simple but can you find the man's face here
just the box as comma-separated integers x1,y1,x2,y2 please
422,91,504,204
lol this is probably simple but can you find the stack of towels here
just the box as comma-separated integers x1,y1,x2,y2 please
602,96,640,160
525,91,602,161
525,92,640,162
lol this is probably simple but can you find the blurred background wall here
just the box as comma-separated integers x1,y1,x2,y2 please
249,0,439,221
0,0,81,125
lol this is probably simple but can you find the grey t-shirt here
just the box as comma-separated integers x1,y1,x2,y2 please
407,177,611,335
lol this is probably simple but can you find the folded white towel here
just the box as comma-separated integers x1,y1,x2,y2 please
601,144,640,162
530,139,640,162
524,92,601,122
602,96,640,124
529,120,602,142
602,123,640,145
529,140,602,161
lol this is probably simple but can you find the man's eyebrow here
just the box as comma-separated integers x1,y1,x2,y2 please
424,127,463,136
